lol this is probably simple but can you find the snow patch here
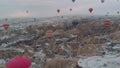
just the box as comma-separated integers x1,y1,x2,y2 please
78,55,120,68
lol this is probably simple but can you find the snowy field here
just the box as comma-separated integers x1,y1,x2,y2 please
78,54,120,68
0,16,120,68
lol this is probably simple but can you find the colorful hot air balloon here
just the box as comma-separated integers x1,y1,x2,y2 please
104,20,110,27
89,8,93,13
57,9,60,13
101,0,105,3
46,30,53,39
72,0,75,3
6,56,31,68
3,23,9,30
69,8,72,11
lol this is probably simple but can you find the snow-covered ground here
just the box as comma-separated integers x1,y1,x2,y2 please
0,16,120,68
78,54,120,68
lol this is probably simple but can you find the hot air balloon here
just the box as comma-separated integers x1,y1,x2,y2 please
69,8,72,11
61,16,64,18
33,18,36,22
57,9,60,13
101,0,105,3
5,18,8,22
6,56,31,68
72,20,79,26
46,30,53,39
89,8,93,13
26,10,29,13
3,23,9,30
117,11,119,14
104,20,110,27
72,0,75,3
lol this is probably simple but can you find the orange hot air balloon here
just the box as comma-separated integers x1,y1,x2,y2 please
3,23,9,30
57,9,60,13
46,30,53,39
104,20,110,27
69,8,72,11
89,8,93,13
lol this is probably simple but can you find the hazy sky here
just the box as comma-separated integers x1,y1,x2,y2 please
0,0,120,18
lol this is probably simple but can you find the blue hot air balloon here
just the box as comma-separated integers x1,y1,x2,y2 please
72,20,79,26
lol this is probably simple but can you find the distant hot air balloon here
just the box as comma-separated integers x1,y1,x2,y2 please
69,8,72,11
89,8,93,13
5,18,8,22
46,30,53,39
6,56,31,68
117,11,119,14
61,16,64,18
57,9,60,13
72,0,75,3
104,20,110,27
101,0,105,3
33,18,36,22
3,23,9,30
72,20,79,26
26,10,29,13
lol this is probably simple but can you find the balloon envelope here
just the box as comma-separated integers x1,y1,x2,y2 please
69,8,72,11
26,10,29,13
61,16,64,18
3,23,9,30
101,0,105,3
6,56,31,68
104,20,110,27
5,18,8,21
89,8,93,13
117,11,119,14
57,9,60,13
72,20,79,26
72,0,75,2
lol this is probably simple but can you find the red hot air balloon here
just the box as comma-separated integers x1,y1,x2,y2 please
89,8,93,13
6,56,31,68
46,30,53,39
104,20,110,27
57,9,60,13
69,8,72,11
3,23,9,30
